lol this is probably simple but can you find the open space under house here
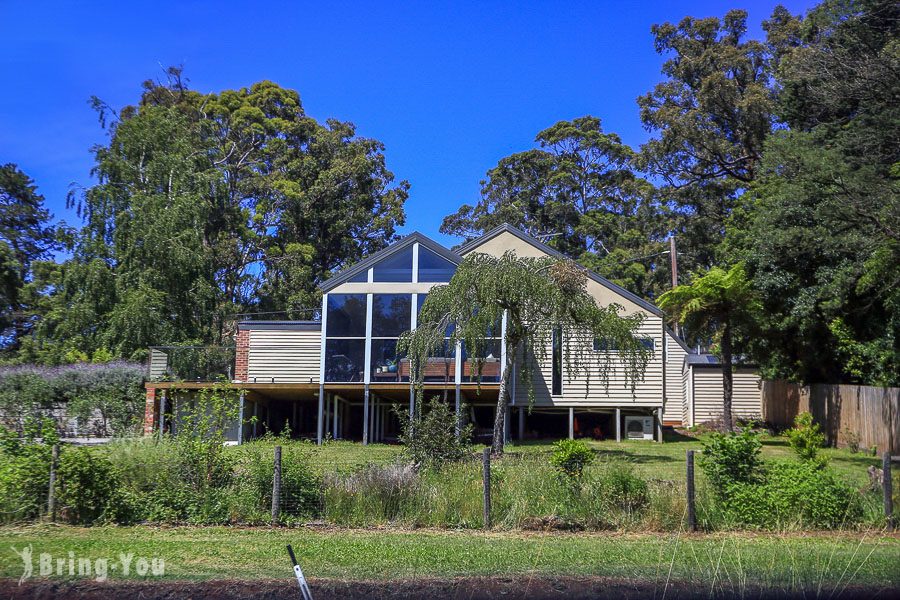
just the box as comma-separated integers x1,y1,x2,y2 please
143,224,761,444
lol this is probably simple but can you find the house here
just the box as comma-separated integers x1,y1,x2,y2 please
143,223,761,443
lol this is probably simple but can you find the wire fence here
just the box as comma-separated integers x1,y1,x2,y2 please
6,440,898,531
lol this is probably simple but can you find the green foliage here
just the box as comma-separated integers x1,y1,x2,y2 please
0,163,58,355
56,446,122,525
396,397,472,467
598,463,649,513
549,439,595,480
638,9,774,272
786,411,826,463
726,0,900,385
324,462,418,525
723,461,862,529
699,429,764,497
0,418,58,522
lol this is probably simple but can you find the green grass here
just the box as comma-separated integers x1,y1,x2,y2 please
306,431,884,487
0,525,897,589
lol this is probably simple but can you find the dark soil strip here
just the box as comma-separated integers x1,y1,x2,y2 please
2,577,898,600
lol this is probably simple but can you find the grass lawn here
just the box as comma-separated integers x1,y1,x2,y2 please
304,431,885,487
0,525,897,590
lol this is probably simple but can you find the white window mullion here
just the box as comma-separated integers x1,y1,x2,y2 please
364,293,373,385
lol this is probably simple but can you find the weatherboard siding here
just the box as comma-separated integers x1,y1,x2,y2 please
513,318,664,407
663,333,687,425
247,329,321,383
690,367,761,424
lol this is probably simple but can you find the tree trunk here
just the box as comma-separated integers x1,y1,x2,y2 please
721,322,734,432
490,343,514,455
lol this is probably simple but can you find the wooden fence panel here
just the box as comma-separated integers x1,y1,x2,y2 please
761,381,899,454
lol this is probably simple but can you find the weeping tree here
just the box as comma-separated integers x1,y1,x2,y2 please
398,251,651,455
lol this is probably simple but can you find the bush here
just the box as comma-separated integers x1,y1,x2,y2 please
397,396,473,467
699,428,764,498
786,412,826,463
601,463,649,512
549,439,595,480
56,447,121,525
0,419,58,522
723,461,861,529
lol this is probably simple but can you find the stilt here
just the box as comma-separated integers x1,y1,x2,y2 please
518,406,525,440
332,396,339,440
568,407,574,440
615,407,621,442
363,385,370,445
409,387,415,422
504,406,511,443
656,409,663,443
316,385,324,445
237,391,244,444
292,400,298,436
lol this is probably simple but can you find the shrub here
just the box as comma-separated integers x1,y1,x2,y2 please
600,463,649,512
841,428,861,453
787,412,826,463
56,447,121,525
549,439,595,480
723,461,861,529
699,428,763,498
396,396,473,467
0,419,58,522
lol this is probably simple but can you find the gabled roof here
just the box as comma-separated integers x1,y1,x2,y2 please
665,327,692,353
318,231,462,293
458,223,664,317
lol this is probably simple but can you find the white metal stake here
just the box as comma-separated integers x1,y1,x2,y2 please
287,545,313,600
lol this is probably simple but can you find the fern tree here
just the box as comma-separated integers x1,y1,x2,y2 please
399,251,651,455
658,263,760,431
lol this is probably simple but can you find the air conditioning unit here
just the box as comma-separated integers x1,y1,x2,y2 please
624,416,654,440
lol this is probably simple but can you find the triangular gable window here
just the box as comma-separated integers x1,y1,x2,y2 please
418,246,456,282
372,246,413,282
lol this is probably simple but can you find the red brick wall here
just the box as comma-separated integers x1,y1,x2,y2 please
142,388,157,435
235,329,249,382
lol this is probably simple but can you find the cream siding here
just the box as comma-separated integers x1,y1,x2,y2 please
149,348,168,380
247,329,321,383
664,333,688,424
689,367,762,425
682,364,692,425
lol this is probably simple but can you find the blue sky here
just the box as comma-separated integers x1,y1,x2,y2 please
1,0,817,249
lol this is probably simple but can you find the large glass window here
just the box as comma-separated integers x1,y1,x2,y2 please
371,294,412,337
373,246,413,282
418,247,456,282
325,339,366,382
348,268,369,283
326,294,367,337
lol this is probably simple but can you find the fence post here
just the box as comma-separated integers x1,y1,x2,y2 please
686,449,696,532
482,447,491,530
48,444,59,522
884,452,894,531
272,445,282,524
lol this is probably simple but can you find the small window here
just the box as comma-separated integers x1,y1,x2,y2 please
373,246,413,282
417,247,456,282
552,327,562,395
348,268,369,283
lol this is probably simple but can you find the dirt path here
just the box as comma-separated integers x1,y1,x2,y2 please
2,577,897,599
